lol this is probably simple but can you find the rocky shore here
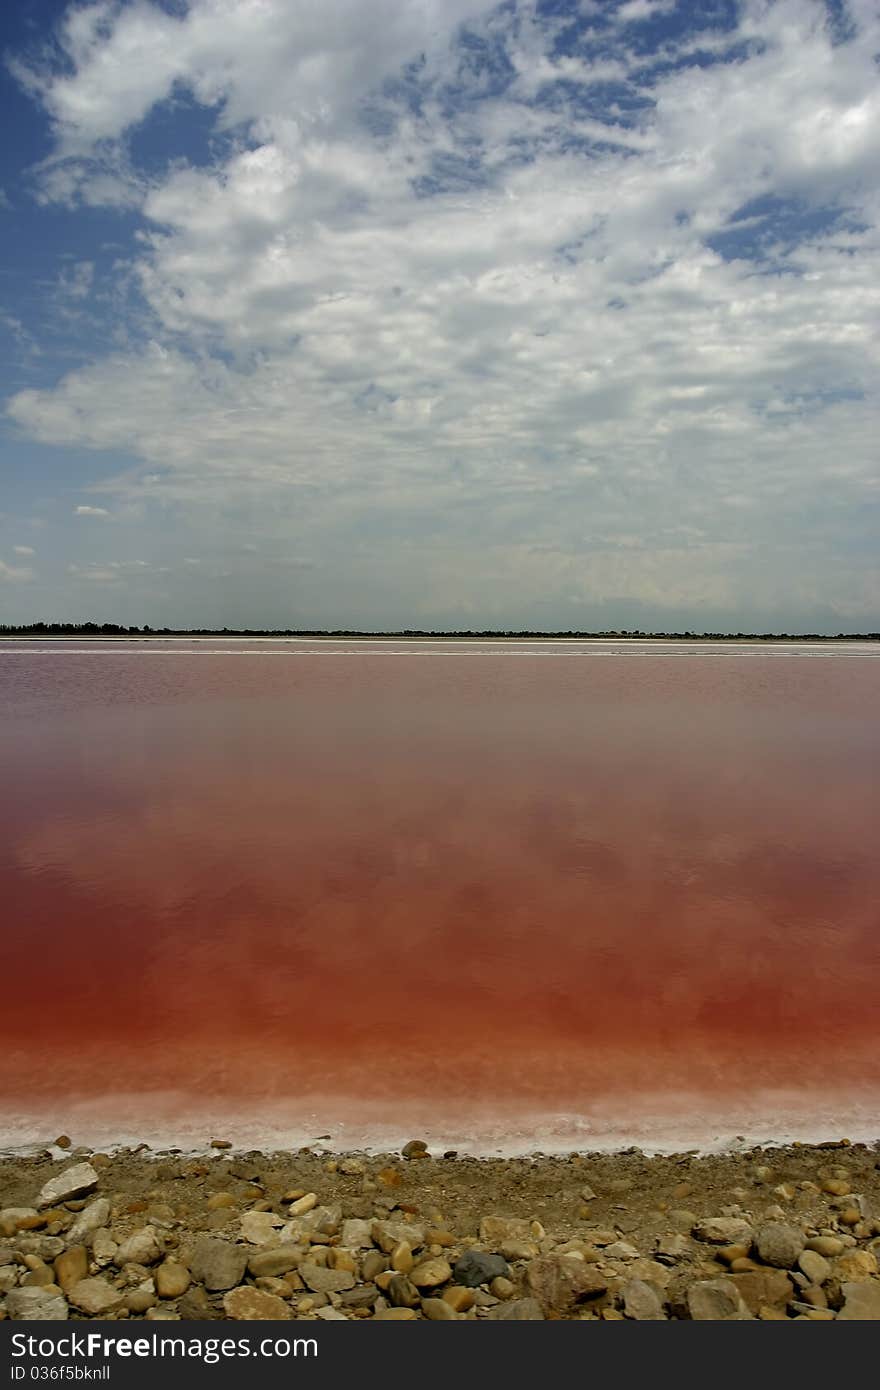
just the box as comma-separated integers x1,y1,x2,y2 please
2,1138,879,1321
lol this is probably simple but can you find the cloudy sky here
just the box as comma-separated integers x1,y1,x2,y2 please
0,0,878,631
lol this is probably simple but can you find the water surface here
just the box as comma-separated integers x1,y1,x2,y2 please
1,639,878,1152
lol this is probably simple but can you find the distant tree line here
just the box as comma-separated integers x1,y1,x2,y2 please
1,621,878,641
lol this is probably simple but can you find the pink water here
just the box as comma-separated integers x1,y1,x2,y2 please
1,639,878,1153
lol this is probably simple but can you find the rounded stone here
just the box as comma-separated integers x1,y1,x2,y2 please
755,1222,805,1269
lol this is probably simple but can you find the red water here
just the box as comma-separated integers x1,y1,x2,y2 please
1,640,878,1152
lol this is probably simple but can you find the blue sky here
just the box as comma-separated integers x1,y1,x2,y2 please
0,0,878,631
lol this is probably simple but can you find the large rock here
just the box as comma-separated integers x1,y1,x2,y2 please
687,1279,753,1320
479,1216,533,1245
728,1269,793,1314
66,1199,111,1246
287,1204,341,1238
488,1298,545,1320
755,1222,805,1269
300,1262,355,1294
525,1256,607,1314
223,1286,292,1320
372,1220,425,1253
453,1251,510,1287
834,1250,878,1280
410,1257,452,1289
37,1164,99,1209
189,1236,248,1291
622,1279,667,1320
116,1227,162,1266
341,1219,374,1249
247,1244,304,1279
178,1286,218,1320
69,1277,124,1316
693,1218,754,1246
240,1211,284,1245
4,1287,69,1320
837,1282,880,1320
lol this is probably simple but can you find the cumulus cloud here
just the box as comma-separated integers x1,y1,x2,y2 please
5,0,880,627
73,504,111,516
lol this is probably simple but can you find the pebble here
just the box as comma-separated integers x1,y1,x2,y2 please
442,1285,476,1312
387,1274,421,1308
374,1307,419,1319
116,1227,162,1266
797,1250,830,1285
92,1230,118,1266
156,1261,191,1298
806,1235,845,1258
421,1297,458,1320
401,1140,429,1160
125,1288,158,1314
247,1244,304,1278
410,1257,452,1289
288,1193,318,1217
391,1241,414,1274
54,1246,88,1292
0,1208,38,1237
490,1276,515,1300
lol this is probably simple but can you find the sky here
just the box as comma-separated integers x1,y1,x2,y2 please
0,0,878,632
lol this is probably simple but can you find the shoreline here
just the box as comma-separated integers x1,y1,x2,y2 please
2,1138,878,1321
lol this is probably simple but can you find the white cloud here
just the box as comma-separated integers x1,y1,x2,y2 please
0,558,33,582
5,0,880,626
73,504,110,516
13,545,35,556
68,563,120,582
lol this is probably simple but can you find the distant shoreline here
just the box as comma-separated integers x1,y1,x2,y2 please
2,628,878,643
